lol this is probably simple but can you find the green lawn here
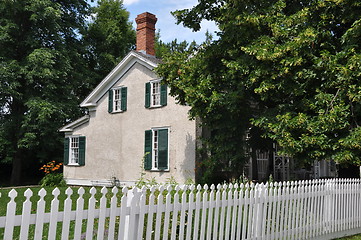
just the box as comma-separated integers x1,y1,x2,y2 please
337,235,361,240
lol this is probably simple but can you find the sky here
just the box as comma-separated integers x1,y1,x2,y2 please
89,0,218,44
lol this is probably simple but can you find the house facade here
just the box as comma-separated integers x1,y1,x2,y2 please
60,12,197,186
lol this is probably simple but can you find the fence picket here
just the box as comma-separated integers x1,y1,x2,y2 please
74,187,85,240
185,185,195,240
86,187,97,240
192,185,202,240
107,187,119,240
61,188,72,240
206,184,215,240
34,188,46,240
154,186,165,240
137,186,147,240
2,179,361,240
48,188,60,240
19,189,32,240
4,189,17,240
199,184,209,240
170,186,181,240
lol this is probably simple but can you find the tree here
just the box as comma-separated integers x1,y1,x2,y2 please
154,30,198,59
156,0,361,182
0,0,92,185
84,0,135,80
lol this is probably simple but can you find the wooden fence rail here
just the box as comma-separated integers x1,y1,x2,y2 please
1,178,361,239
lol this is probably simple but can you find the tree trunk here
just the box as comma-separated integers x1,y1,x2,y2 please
251,148,259,181
10,149,23,186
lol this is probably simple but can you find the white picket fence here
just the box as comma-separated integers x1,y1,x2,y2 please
1,178,361,239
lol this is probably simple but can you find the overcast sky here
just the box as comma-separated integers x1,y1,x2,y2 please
89,0,218,44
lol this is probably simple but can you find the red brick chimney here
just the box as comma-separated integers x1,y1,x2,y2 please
135,12,157,56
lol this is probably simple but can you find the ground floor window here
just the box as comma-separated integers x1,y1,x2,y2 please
144,128,168,171
64,136,86,166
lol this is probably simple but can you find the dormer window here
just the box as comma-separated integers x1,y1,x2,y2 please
108,87,127,113
145,80,167,108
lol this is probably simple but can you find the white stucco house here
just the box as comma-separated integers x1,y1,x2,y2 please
60,12,198,186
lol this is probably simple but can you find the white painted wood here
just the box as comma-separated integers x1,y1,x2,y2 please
61,188,73,240
19,189,32,240
4,189,17,240
185,185,195,240
170,185,181,240
137,187,147,240
128,187,141,240
230,184,238,240
206,184,215,240
213,184,222,239
145,186,156,240
199,184,209,240
34,188,46,240
86,187,97,240
3,179,361,240
162,186,172,240
107,187,119,240
117,187,128,240
48,188,60,240
97,187,107,240
193,185,202,240
178,185,188,240
74,187,85,240
154,186,165,240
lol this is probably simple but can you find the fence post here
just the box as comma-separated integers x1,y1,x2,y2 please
127,187,141,240
123,188,133,240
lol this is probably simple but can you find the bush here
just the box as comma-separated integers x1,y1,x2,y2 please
39,173,67,187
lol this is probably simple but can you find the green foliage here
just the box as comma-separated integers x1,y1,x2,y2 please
0,0,135,185
84,0,135,79
157,0,361,175
39,173,67,187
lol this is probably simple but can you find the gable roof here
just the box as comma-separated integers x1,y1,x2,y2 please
80,51,161,109
59,115,90,132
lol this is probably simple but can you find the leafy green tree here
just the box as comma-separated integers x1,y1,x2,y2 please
154,30,198,59
157,0,361,182
84,0,135,80
0,0,92,185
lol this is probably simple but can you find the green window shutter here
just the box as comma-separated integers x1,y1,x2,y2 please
144,130,152,170
160,84,167,106
64,138,69,165
78,136,86,166
108,89,113,113
121,87,127,111
145,82,150,108
158,129,168,170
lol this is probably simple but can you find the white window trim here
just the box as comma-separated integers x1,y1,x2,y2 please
151,127,169,171
111,87,124,113
150,80,161,108
68,136,80,166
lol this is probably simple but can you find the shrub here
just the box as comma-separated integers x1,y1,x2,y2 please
39,173,67,187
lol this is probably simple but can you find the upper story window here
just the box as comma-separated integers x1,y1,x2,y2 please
151,81,161,106
64,136,86,166
145,80,167,108
108,87,127,113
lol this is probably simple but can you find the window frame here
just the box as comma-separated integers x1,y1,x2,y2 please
145,79,167,109
68,136,80,166
150,80,161,108
144,127,169,171
109,86,127,113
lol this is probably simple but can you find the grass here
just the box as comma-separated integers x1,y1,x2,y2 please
337,234,361,240
0,185,123,239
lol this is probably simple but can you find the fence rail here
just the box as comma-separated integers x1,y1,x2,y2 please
1,178,361,239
